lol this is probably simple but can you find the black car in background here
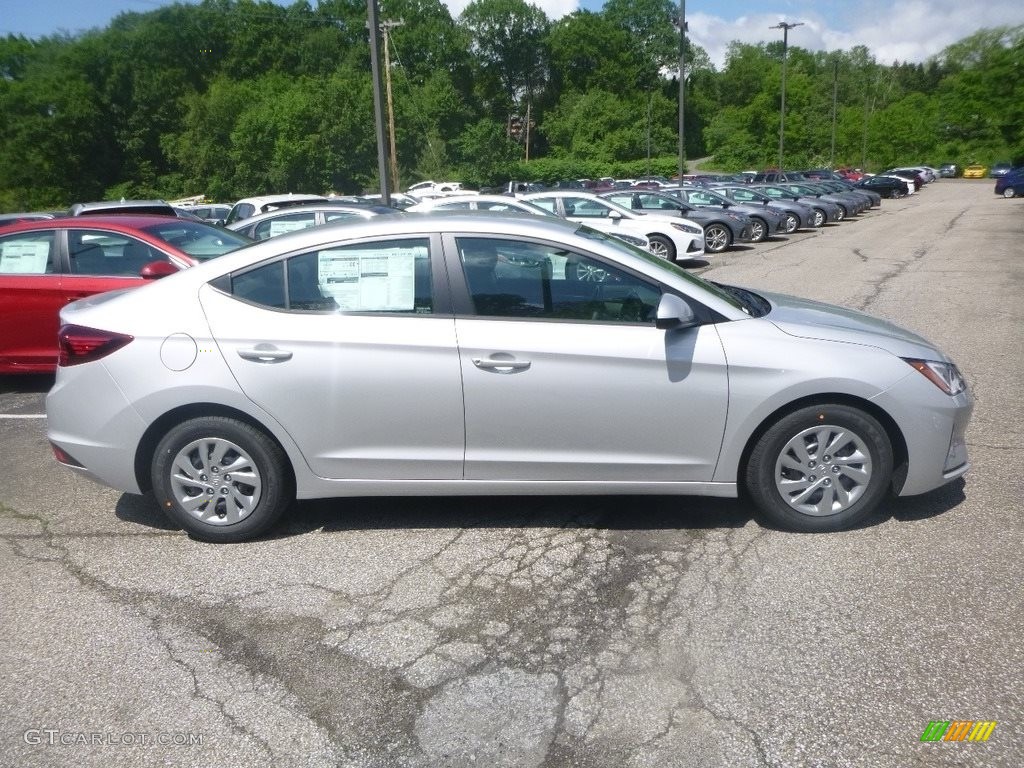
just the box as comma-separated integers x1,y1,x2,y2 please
855,175,911,198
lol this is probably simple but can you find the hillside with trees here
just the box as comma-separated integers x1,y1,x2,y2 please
0,0,1020,209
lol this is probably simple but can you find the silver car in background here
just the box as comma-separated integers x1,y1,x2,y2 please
46,214,972,542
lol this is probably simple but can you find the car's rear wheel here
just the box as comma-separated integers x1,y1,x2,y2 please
1003,188,1016,199
647,234,676,260
892,187,905,199
703,223,731,253
745,404,893,532
152,416,292,542
749,217,767,242
812,208,826,227
783,213,799,233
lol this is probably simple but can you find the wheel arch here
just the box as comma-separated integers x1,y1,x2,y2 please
134,403,297,494
736,393,909,497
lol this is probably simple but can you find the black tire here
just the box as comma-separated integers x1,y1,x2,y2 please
647,234,676,261
749,217,768,242
151,416,293,542
745,404,893,533
783,213,799,233
703,223,731,253
892,188,905,199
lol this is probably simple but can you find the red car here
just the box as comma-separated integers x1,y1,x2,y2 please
0,215,251,373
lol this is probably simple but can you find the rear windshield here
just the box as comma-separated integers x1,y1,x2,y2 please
141,221,252,261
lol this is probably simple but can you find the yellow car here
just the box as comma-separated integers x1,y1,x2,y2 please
963,164,988,178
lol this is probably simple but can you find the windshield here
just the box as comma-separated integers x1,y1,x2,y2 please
142,220,252,261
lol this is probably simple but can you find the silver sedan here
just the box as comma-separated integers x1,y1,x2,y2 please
46,214,973,542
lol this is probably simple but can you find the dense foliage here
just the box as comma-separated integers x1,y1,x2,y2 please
0,1,1020,208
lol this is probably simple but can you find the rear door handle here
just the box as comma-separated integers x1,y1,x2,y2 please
472,357,531,373
237,345,293,363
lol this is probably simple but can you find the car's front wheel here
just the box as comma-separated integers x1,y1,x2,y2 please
647,234,676,261
151,416,293,542
749,217,767,242
703,223,731,253
1003,187,1017,199
783,213,799,233
745,404,893,532
812,208,826,227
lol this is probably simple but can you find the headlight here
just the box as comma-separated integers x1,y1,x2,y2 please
903,358,967,395
671,222,702,235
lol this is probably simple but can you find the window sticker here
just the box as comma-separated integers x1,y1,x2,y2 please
269,218,314,237
0,240,50,274
317,245,422,311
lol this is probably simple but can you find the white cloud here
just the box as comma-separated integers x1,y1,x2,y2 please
442,0,579,20
687,0,1024,69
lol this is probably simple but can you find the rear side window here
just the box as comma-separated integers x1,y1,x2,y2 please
0,231,56,274
231,238,433,314
252,212,317,241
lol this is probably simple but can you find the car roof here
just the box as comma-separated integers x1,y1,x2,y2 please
0,214,203,233
232,193,328,206
226,203,397,227
68,200,176,216
111,212,748,322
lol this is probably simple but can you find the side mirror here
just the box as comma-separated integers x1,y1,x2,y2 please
655,293,698,330
139,260,178,280
607,209,623,221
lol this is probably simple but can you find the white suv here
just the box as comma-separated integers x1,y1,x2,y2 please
223,194,328,225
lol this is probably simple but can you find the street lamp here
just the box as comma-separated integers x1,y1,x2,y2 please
770,21,803,174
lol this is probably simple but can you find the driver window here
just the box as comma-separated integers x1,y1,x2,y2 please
68,230,162,276
457,237,661,324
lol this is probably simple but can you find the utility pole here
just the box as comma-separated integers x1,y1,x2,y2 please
381,19,404,193
366,0,391,204
677,0,686,183
770,21,803,174
830,56,839,167
524,100,531,162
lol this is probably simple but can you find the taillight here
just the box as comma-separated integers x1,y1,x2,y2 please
57,325,133,367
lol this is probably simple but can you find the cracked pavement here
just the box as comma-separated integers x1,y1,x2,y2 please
1,181,1021,767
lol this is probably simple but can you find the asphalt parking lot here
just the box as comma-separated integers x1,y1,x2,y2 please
1,180,1021,767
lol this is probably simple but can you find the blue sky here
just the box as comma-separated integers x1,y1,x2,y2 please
3,0,1024,68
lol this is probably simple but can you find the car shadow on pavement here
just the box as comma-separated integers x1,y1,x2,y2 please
113,479,967,540
0,374,54,394
278,495,756,538
115,492,183,532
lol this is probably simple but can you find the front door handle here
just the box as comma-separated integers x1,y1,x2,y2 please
237,344,293,363
472,357,531,373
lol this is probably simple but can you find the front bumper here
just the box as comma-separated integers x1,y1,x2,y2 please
871,374,974,496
